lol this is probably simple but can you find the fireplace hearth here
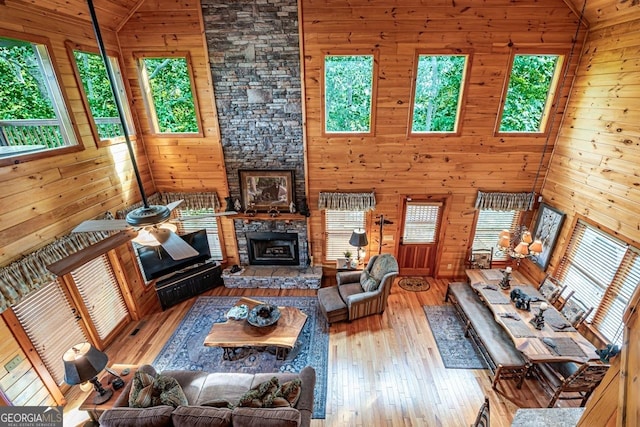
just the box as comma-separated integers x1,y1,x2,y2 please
247,232,300,266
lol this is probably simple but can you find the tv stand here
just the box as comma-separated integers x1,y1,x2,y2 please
154,261,223,310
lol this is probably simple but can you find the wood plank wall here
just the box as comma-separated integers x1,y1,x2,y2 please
116,0,239,265
528,9,640,423
0,1,154,266
299,0,588,278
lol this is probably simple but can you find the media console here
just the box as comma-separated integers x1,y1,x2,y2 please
154,261,223,310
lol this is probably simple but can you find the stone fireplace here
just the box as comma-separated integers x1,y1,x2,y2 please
247,232,299,266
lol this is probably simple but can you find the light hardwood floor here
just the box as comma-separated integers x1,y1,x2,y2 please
63,277,572,426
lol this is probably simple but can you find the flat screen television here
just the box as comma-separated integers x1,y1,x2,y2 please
137,229,211,281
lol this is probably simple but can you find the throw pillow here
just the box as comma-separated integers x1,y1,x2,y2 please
129,372,188,409
237,377,279,408
272,378,302,408
360,270,380,292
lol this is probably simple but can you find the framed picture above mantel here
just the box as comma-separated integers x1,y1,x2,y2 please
531,202,565,271
239,169,295,212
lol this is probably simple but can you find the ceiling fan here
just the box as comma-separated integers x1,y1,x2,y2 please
72,0,235,261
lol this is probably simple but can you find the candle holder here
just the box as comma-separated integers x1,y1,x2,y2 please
499,268,512,290
530,302,548,330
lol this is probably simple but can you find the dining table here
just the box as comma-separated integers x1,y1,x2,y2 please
465,268,599,364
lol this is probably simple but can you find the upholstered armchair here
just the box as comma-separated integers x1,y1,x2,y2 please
318,253,399,323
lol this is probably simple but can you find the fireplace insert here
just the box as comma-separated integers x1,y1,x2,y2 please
246,232,299,266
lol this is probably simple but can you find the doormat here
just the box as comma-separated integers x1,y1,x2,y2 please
153,296,328,419
398,276,431,292
423,305,487,369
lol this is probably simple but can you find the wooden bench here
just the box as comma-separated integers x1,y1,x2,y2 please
445,282,528,390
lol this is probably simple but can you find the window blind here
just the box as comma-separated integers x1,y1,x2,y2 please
402,202,442,243
175,208,223,260
557,220,634,345
325,210,365,260
13,281,89,385
70,255,129,341
473,210,521,261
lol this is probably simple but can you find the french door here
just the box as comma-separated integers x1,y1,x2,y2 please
396,196,448,276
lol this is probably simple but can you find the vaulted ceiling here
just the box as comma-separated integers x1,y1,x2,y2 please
6,0,640,33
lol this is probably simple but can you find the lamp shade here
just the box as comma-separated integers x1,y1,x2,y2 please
63,342,108,385
529,239,543,255
349,229,368,248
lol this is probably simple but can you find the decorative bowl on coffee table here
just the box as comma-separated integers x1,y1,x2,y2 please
247,304,281,327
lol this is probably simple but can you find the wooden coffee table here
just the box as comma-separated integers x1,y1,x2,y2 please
203,297,307,360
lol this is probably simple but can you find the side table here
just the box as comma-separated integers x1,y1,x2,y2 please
79,364,138,422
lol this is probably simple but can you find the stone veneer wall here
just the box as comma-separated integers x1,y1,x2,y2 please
234,219,309,266
200,0,305,206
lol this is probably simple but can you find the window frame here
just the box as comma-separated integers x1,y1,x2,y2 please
408,49,472,137
134,51,203,137
323,209,367,262
0,29,83,167
321,49,379,136
495,47,567,136
66,41,135,148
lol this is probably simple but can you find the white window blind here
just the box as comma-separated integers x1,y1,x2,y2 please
13,281,89,385
70,255,129,341
557,220,637,345
402,202,442,243
325,210,365,260
473,210,521,261
175,208,223,260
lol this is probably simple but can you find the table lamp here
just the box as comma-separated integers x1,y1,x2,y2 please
349,229,368,265
63,342,112,404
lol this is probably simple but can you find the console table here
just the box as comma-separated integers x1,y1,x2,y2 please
155,262,222,310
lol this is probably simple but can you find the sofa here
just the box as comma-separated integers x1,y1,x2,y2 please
318,253,399,323
98,365,316,427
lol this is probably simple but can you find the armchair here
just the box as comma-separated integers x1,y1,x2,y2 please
318,254,399,323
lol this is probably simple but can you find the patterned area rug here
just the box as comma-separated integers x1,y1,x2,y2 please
398,276,431,292
423,305,487,369
153,296,328,418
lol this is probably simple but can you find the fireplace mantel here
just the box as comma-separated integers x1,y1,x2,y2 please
236,213,304,222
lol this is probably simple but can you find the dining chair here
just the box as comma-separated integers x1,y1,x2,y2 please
470,397,490,427
535,361,609,407
537,274,567,306
560,295,593,327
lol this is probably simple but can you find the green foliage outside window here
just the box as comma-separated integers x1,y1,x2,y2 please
73,50,125,140
412,55,466,132
0,39,56,120
142,57,198,133
324,55,373,133
500,54,560,132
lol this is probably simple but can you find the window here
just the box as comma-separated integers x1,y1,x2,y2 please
499,53,564,133
174,207,224,260
13,281,89,385
473,210,522,261
557,220,639,345
69,255,130,342
0,34,78,160
69,45,134,146
325,210,366,260
402,202,442,244
324,54,375,133
136,53,201,134
411,54,467,133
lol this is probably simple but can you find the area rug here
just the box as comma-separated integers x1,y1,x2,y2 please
153,296,328,419
423,305,487,369
398,276,431,292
